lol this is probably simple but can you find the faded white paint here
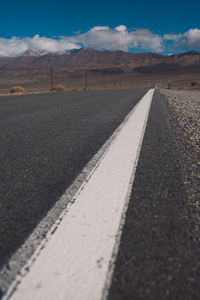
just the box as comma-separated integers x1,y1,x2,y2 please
6,89,154,300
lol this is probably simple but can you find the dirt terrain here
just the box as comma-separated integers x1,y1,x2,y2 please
0,49,200,93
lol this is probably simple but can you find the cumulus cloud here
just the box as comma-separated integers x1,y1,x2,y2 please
163,28,200,49
0,26,165,57
183,28,200,48
69,26,164,52
115,25,127,32
163,33,183,41
0,35,80,57
1,26,200,57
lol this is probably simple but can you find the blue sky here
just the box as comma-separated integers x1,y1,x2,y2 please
0,0,200,56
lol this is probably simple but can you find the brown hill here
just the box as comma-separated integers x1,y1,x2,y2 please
0,49,200,72
165,51,200,66
0,49,200,93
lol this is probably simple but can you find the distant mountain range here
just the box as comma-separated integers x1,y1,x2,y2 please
19,49,49,57
0,48,200,72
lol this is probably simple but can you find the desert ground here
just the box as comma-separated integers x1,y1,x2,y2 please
0,66,200,94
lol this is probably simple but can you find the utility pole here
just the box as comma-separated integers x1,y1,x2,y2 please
85,72,88,91
113,79,116,89
50,66,54,90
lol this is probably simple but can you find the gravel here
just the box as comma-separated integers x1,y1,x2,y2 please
159,88,200,242
160,89,199,153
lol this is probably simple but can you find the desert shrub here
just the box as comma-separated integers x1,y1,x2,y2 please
10,86,25,94
191,80,200,87
51,85,66,92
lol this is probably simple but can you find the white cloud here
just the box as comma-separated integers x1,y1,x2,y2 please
163,33,183,41
0,35,80,57
0,26,164,56
1,26,200,57
129,29,163,52
91,26,110,31
115,25,127,32
70,26,164,52
163,28,200,49
183,28,200,48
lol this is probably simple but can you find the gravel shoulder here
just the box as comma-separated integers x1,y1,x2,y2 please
160,89,199,154
159,88,200,242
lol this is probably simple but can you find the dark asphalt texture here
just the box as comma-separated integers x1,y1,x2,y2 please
0,89,146,270
108,90,200,300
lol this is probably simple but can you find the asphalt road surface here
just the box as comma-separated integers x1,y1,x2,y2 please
0,89,199,299
0,89,146,270
108,90,200,300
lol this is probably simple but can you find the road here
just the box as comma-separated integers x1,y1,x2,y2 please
0,89,199,299
108,90,199,300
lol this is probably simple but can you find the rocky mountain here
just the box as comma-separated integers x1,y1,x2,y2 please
0,49,199,72
19,48,48,57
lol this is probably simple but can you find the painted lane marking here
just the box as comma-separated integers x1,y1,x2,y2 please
5,89,154,300
0,91,147,295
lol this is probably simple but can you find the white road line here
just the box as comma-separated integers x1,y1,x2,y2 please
5,89,154,300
